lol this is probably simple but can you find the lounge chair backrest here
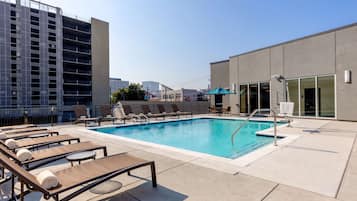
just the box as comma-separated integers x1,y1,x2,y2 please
0,153,47,193
113,105,125,119
122,105,133,115
157,104,166,113
141,105,151,114
73,105,87,118
100,105,112,116
171,104,180,112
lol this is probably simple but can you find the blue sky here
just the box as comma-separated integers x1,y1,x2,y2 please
42,0,357,89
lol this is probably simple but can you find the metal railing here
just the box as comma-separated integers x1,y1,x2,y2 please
231,108,278,146
0,106,59,126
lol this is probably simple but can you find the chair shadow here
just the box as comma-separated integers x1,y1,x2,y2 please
100,183,188,201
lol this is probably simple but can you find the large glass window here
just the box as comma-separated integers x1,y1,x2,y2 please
249,84,258,113
300,78,316,116
287,79,299,116
240,85,248,113
318,76,335,117
260,82,270,109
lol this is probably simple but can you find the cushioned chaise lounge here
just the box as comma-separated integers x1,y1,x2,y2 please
1,130,59,140
0,124,36,132
0,153,157,201
0,142,107,170
72,105,100,126
122,105,148,122
1,134,80,150
2,127,48,135
157,104,177,118
141,105,166,119
171,104,192,117
99,105,118,124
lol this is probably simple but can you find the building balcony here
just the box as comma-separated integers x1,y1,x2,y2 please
63,58,91,66
63,25,91,34
63,79,92,86
63,37,91,45
63,91,92,96
63,68,91,76
63,48,91,55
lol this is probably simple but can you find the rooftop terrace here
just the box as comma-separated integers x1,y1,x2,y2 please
1,115,356,201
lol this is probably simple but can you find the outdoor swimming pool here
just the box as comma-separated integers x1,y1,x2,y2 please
94,118,282,159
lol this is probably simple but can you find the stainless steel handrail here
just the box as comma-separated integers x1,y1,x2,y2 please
231,108,278,146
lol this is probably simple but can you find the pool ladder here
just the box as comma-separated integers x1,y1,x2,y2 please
231,108,278,146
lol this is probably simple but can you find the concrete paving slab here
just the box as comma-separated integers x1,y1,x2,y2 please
241,134,354,197
139,163,277,201
263,185,339,201
337,136,357,201
16,118,357,201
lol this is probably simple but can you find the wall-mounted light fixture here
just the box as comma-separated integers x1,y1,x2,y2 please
345,70,352,83
231,83,236,93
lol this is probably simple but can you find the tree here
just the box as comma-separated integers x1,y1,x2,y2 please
112,83,146,103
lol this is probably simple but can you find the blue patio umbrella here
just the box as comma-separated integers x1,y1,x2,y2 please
207,88,234,95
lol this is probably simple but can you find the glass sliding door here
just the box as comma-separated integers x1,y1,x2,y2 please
249,84,258,113
240,85,248,113
300,78,316,116
317,76,335,117
260,82,270,110
287,79,299,116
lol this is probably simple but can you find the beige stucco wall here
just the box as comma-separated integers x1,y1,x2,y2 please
210,61,230,108
238,49,270,83
270,46,285,111
283,33,336,78
211,23,357,120
336,26,357,121
91,18,110,106
229,57,239,114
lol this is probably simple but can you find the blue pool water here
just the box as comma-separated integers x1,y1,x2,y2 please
94,118,281,159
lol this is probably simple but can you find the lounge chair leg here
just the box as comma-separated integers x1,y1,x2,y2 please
20,181,24,201
151,162,157,187
128,171,131,176
0,166,4,179
103,147,108,156
11,174,15,200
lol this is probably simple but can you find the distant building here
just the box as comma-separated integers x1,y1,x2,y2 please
0,0,109,121
161,88,200,102
110,78,129,94
142,81,160,99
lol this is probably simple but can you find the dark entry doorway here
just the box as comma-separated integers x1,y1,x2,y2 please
304,88,316,116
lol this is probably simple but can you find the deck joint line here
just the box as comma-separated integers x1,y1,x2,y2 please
335,133,357,198
261,183,279,201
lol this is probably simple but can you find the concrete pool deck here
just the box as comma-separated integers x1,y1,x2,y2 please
3,116,357,201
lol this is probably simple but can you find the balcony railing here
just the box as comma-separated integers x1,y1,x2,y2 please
63,47,91,55
63,24,91,33
63,36,91,44
63,68,91,75
63,80,92,85
63,91,92,96
63,57,91,65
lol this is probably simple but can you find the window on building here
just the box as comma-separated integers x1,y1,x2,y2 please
300,78,316,116
249,83,258,113
287,79,299,116
317,76,335,117
240,85,248,113
260,82,270,110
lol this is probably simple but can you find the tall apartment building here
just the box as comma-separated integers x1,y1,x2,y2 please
0,0,109,121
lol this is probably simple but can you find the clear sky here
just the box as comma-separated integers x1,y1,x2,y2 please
41,0,357,89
